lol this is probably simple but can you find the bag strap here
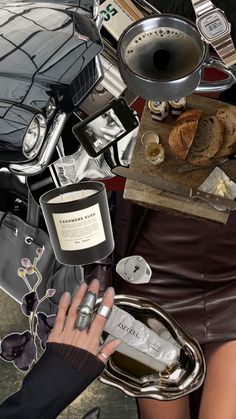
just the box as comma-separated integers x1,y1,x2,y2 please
26,188,41,227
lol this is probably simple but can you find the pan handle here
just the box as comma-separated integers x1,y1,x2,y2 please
195,57,236,93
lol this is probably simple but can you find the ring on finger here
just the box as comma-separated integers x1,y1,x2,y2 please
76,291,97,330
98,351,108,361
97,304,112,319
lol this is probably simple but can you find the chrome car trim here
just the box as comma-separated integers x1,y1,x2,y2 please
132,0,161,15
9,54,102,177
95,13,103,31
9,111,67,176
95,54,103,82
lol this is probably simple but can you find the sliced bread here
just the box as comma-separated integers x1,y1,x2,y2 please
168,109,202,160
215,107,236,148
187,115,224,166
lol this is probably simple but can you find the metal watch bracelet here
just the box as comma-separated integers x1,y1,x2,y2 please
212,34,236,67
191,0,236,67
191,0,214,16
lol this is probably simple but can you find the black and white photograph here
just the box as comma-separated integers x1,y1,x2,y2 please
83,108,126,152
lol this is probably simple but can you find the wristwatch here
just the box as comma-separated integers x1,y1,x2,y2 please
191,0,236,67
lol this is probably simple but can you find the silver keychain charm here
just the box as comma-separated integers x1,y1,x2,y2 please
116,255,152,284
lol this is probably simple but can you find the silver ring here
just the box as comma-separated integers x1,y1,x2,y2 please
99,351,108,361
97,305,112,319
76,291,97,330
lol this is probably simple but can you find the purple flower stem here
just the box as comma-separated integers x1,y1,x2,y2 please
32,266,43,292
33,249,43,266
22,275,33,292
38,294,49,306
33,256,40,266
29,312,36,337
29,310,38,361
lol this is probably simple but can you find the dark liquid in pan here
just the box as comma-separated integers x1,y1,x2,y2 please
153,49,171,70
125,27,203,80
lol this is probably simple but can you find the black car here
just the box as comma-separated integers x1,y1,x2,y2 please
0,0,103,175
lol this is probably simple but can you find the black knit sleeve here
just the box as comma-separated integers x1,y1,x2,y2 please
0,344,105,419
47,342,105,386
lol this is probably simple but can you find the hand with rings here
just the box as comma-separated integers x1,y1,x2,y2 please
47,278,121,364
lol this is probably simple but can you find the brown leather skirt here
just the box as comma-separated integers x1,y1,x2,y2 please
117,209,236,344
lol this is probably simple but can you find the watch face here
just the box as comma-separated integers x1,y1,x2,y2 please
197,10,230,42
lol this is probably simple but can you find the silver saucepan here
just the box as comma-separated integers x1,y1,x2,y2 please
118,14,236,101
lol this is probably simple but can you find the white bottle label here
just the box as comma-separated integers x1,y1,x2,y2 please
52,203,106,251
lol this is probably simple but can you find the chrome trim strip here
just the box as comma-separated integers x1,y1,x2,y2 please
95,54,104,82
95,12,103,30
9,111,67,176
93,0,100,21
132,0,161,15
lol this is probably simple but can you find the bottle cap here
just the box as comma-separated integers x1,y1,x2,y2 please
169,97,187,115
148,101,169,121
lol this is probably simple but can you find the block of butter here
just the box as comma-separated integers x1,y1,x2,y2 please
199,167,236,200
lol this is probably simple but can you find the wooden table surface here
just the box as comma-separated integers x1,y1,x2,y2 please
124,94,236,224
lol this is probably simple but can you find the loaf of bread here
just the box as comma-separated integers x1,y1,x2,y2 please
215,107,236,147
168,109,202,160
169,106,236,166
187,115,224,166
214,107,236,157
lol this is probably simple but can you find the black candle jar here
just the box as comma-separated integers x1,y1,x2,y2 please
39,182,114,265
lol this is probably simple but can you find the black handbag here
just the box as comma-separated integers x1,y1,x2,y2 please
0,176,84,315
0,209,56,303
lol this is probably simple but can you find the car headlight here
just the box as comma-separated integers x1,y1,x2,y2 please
23,114,46,159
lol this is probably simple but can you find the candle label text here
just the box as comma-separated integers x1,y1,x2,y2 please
52,203,105,250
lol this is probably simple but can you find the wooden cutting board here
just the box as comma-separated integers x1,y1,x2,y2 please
124,94,236,224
